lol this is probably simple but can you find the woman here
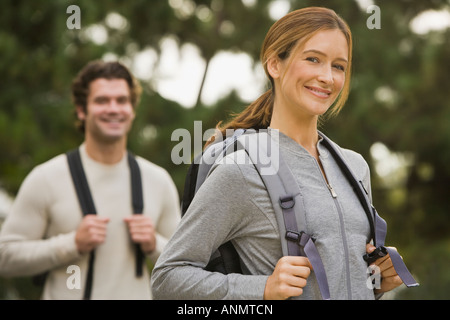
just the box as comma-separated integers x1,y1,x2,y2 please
151,7,404,300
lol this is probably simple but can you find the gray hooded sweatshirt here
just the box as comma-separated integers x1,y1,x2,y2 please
151,129,376,300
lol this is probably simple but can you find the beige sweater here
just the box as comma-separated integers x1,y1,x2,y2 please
0,144,181,299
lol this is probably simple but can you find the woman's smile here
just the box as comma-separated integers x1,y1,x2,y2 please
304,85,332,99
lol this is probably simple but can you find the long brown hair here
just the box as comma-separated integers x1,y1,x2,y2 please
206,7,352,147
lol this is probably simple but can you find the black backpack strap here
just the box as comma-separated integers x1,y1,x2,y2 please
66,149,146,299
181,154,201,216
318,132,384,246
67,149,96,216
66,148,96,300
127,152,145,277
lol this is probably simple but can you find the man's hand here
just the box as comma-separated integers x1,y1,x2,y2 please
75,214,110,253
124,215,156,254
264,256,312,300
366,243,404,293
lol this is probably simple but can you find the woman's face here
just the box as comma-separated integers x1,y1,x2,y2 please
270,29,349,119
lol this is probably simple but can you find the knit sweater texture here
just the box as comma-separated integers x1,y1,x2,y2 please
0,144,181,299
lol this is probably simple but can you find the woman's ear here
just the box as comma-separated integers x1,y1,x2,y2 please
267,56,282,80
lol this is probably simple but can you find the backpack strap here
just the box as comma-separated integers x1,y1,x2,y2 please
181,153,201,215
181,129,247,216
239,131,331,300
186,128,417,296
127,152,145,277
67,149,96,300
67,148,145,299
67,149,96,216
195,129,246,193
180,131,246,274
318,132,418,288
202,129,248,274
318,133,376,238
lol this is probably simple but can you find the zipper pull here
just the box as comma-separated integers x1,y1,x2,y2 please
327,183,337,198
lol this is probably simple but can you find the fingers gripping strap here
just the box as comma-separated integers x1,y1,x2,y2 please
281,198,331,300
385,247,419,288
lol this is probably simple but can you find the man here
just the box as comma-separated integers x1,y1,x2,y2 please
0,60,181,299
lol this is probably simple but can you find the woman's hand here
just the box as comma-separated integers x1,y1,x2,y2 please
264,256,312,300
366,243,404,293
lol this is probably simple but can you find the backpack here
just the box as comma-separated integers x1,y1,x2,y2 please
181,129,418,300
33,148,145,299
67,148,145,299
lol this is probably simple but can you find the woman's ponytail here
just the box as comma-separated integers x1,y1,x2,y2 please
205,89,274,148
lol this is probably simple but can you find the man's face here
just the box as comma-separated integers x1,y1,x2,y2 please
77,78,135,144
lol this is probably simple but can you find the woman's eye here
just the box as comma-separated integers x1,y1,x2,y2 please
334,64,345,71
306,57,319,63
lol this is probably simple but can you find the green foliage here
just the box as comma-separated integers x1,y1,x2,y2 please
1,0,449,299
396,239,450,299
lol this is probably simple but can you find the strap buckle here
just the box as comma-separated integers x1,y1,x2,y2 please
279,195,295,209
285,230,315,245
363,246,387,265
285,230,303,243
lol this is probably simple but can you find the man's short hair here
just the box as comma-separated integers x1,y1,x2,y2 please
71,60,142,133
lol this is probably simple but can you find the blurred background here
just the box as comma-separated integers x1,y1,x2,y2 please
0,0,449,299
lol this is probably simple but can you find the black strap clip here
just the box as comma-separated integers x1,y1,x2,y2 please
363,246,388,265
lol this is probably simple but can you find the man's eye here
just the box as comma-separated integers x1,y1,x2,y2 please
117,97,130,104
96,97,109,104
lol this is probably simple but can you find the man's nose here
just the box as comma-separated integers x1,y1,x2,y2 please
106,100,120,111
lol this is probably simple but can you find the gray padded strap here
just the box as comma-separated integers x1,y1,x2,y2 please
195,129,246,192
385,247,419,287
301,234,331,300
241,132,330,300
240,132,304,255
